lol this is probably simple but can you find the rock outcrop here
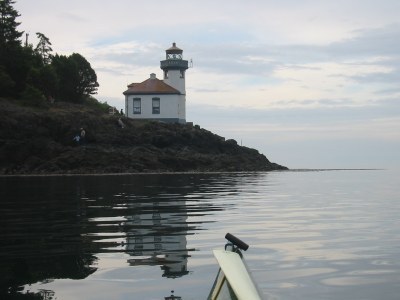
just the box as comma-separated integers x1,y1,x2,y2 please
0,98,287,174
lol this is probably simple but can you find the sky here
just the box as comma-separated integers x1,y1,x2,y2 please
14,0,400,169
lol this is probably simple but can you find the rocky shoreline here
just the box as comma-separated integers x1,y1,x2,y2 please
0,98,287,175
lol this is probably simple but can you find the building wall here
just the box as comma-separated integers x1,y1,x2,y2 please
164,69,186,94
125,94,186,123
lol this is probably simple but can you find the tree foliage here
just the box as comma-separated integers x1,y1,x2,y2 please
0,64,15,93
0,0,25,97
28,64,58,100
0,0,23,48
70,53,99,100
52,53,98,103
35,32,53,65
0,0,100,105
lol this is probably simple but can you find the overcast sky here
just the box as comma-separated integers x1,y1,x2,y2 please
15,0,400,169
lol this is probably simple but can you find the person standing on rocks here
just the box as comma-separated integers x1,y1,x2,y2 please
118,118,125,128
80,128,86,145
73,134,80,144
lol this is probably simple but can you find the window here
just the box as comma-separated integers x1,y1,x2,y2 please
152,98,160,114
133,98,141,114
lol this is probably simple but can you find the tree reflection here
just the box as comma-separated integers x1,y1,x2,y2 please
0,172,261,298
0,176,97,299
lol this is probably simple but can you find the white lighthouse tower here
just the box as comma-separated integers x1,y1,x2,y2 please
160,43,189,95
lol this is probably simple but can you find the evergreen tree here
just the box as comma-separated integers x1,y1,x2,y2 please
0,0,25,97
35,32,53,65
0,0,23,48
0,0,100,103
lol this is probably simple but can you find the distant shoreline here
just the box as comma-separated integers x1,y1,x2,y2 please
287,168,386,172
0,168,386,178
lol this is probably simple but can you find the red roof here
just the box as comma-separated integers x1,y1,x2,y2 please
123,77,180,95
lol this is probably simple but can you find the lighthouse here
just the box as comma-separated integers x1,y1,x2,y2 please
160,42,189,95
124,43,189,124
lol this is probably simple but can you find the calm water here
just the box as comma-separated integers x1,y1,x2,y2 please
0,170,399,300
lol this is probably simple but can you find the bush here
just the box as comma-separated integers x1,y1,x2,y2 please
20,85,47,107
84,97,110,113
0,66,16,97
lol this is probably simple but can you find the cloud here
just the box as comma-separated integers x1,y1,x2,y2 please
16,0,399,109
87,21,400,110
188,99,400,137
187,102,400,168
85,24,400,117
330,23,400,57
14,0,400,168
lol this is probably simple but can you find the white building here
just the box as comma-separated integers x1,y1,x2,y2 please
124,43,189,124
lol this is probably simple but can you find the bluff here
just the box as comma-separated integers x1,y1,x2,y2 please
0,98,287,175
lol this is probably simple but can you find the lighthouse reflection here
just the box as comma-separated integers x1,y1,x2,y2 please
80,173,232,279
1,173,246,298
124,197,190,278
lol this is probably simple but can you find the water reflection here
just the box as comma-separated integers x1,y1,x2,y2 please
125,197,190,278
0,173,253,299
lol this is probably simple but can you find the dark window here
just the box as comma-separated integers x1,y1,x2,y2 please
152,98,160,114
133,98,141,114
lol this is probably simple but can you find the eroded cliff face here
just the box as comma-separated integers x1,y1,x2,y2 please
0,99,287,175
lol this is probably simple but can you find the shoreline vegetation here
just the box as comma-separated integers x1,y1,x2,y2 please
0,1,287,176
0,98,288,175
